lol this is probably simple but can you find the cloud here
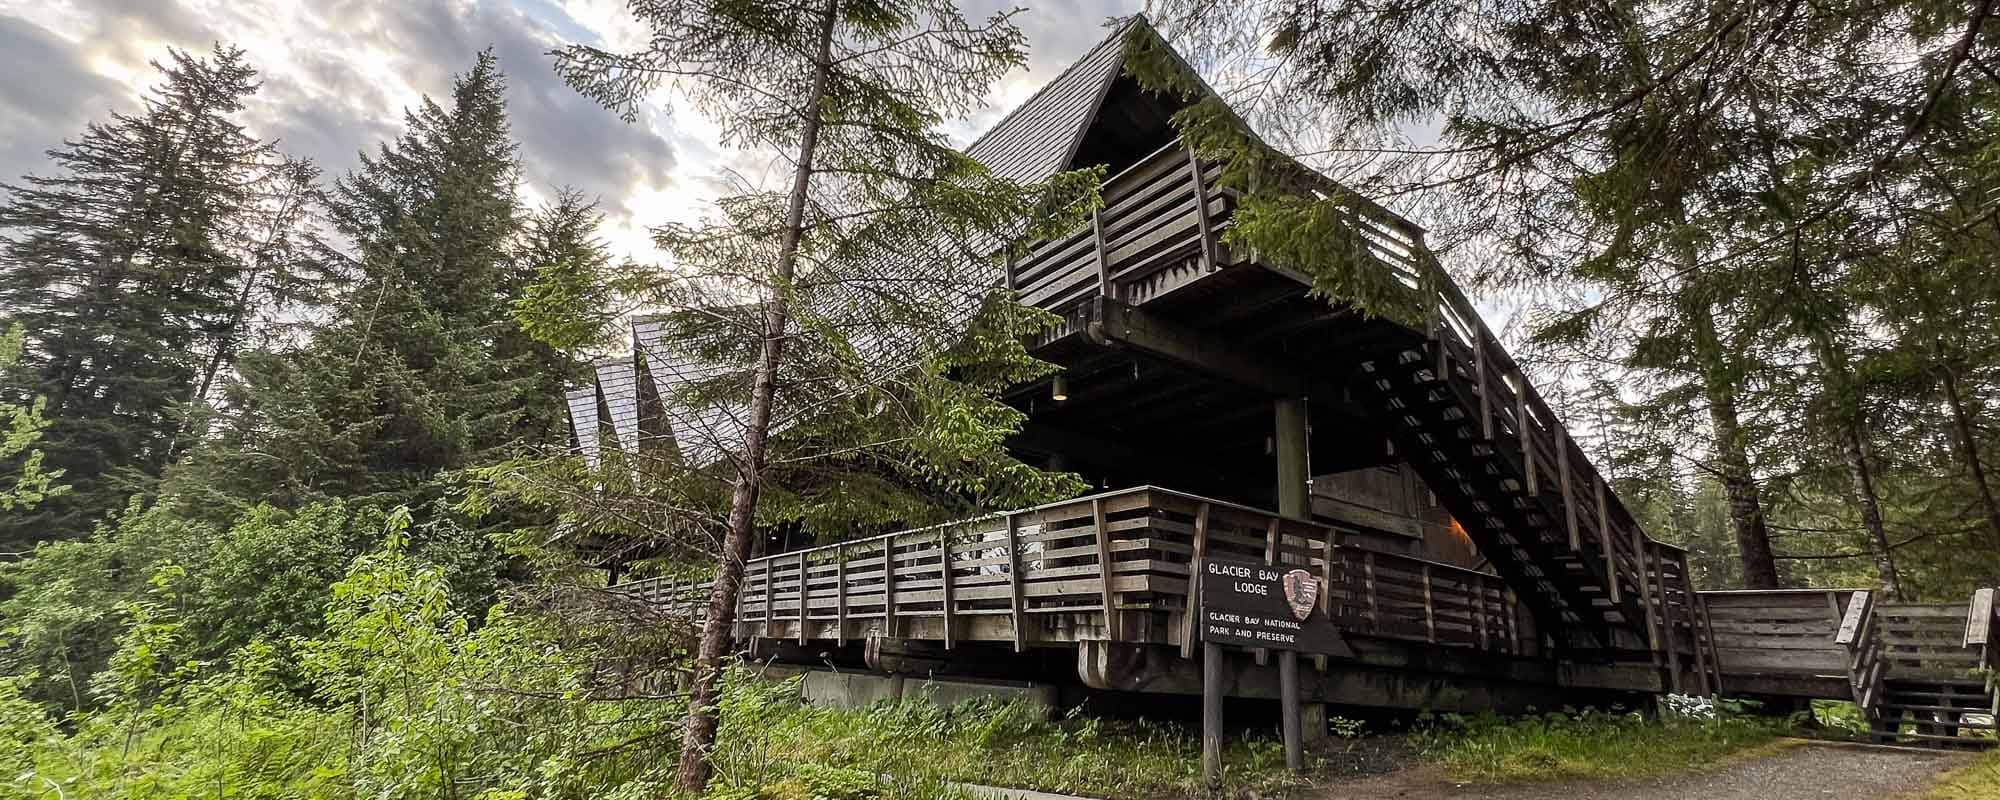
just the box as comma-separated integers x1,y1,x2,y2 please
0,0,1141,262
0,15,126,195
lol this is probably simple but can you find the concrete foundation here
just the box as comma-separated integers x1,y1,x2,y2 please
787,668,1060,718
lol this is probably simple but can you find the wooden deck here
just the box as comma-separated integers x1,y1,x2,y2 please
617,485,1730,688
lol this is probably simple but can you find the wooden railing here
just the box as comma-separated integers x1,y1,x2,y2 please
617,485,1531,658
1838,590,1888,713
1010,142,1236,314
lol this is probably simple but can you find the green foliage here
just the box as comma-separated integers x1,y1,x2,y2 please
190,49,576,515
0,45,296,547
712,678,1300,799
0,324,65,515
1412,706,1796,783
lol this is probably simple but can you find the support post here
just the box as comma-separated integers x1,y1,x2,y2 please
1280,650,1303,772
1180,502,1212,658
1202,642,1224,788
798,552,809,645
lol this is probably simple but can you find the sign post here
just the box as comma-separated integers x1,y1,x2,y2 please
1197,555,1348,784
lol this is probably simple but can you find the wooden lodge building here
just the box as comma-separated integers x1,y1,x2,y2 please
570,18,1999,746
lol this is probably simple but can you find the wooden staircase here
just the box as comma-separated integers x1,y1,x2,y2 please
1837,589,1998,749
1348,289,1711,677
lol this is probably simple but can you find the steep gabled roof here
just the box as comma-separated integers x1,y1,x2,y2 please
964,16,1136,184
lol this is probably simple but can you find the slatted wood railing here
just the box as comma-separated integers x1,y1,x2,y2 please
1009,142,1236,314
1837,590,1889,713
617,485,1531,658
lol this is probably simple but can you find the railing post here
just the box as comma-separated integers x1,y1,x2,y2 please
835,544,848,645
939,527,957,649
1476,328,1492,439
1181,502,1213,659
1559,437,1579,550
1598,480,1619,604
797,551,809,645
1517,374,1536,496
1092,210,1110,299
1185,142,1216,272
1006,513,1026,652
761,559,775,640
883,537,899,638
1091,499,1119,641
1421,564,1438,643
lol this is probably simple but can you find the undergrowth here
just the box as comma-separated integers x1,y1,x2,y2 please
712,676,1301,800
1923,747,2000,800
1412,702,1798,783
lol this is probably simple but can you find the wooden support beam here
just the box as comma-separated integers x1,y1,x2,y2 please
1006,514,1026,652
1181,502,1212,659
798,552,809,645
1091,499,1119,640
940,527,956,650
1087,298,1312,398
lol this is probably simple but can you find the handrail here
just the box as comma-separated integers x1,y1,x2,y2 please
1837,590,1886,713
616,483,1531,658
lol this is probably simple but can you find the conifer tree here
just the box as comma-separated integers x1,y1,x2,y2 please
0,46,279,547
191,51,574,513
551,1,1099,789
0,325,66,520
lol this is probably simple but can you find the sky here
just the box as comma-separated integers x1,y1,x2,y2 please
0,0,1140,262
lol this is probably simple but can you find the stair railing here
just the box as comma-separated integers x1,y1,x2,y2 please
1837,590,1887,716
1967,587,1996,717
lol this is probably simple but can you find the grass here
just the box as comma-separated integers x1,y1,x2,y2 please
710,677,1302,800
1411,706,1799,783
1922,748,2000,800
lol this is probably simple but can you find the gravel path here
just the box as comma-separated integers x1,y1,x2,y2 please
1316,740,1972,800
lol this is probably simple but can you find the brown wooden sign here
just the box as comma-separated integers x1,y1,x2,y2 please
1199,556,1350,656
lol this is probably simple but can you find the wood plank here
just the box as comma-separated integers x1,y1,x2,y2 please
1836,591,1872,646
1559,438,1578,550
1598,480,1619,604
835,545,848,644
1422,564,1437,643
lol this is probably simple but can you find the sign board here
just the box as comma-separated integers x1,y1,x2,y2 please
1199,556,1350,656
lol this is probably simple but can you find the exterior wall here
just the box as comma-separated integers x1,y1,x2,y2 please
1311,463,1483,571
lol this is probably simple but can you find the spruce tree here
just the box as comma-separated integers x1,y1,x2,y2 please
551,1,1099,788
189,51,573,513
0,46,278,547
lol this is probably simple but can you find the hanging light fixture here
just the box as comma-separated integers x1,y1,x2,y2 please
1052,374,1070,402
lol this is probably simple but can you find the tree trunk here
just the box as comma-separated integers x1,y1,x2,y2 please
1705,382,1781,589
1806,332,1903,599
674,3,839,793
1691,303,1781,589
1938,362,2000,547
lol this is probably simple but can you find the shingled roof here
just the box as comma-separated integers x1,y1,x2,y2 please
566,16,1166,470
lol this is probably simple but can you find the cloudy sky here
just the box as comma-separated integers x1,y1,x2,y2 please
0,0,1138,261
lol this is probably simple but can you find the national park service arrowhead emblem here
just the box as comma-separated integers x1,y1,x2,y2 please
1282,569,1319,621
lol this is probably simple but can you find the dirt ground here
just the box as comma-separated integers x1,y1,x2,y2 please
1311,740,1972,800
